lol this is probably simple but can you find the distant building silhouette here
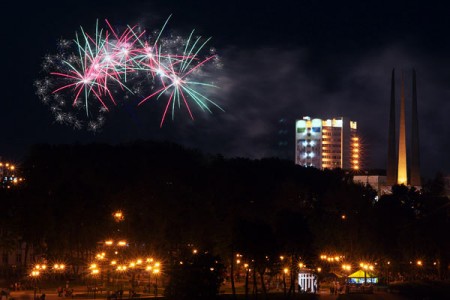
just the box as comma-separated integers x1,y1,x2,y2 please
276,118,292,160
353,172,387,197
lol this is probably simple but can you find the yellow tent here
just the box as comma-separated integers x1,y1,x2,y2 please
347,270,378,284
348,270,377,278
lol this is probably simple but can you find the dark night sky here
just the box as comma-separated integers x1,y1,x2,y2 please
2,0,450,179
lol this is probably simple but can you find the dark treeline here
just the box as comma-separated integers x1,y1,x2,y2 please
1,140,449,283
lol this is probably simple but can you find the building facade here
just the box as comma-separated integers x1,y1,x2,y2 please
295,116,360,170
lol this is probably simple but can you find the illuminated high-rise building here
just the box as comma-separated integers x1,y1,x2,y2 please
295,116,360,170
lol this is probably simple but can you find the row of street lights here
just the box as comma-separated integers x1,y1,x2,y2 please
89,255,162,297
28,257,162,297
236,251,441,288
28,211,164,298
97,211,163,296
235,251,436,280
29,263,67,299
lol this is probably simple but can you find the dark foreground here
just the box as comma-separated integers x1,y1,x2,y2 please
219,291,408,300
8,292,407,300
9,281,450,300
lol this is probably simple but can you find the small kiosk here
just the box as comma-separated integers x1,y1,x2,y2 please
347,270,378,284
298,271,318,293
346,270,378,294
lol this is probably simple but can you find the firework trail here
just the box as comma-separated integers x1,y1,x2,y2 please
35,17,222,130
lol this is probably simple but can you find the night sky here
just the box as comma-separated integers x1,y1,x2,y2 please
3,0,450,179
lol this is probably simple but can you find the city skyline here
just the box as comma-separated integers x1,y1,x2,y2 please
2,1,450,179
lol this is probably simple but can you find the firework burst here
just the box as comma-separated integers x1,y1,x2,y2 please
36,17,222,130
137,30,223,126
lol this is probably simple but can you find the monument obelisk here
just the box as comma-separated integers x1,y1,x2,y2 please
397,73,408,185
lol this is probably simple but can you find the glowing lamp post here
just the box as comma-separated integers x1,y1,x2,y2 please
32,264,47,299
145,265,153,293
54,264,65,271
342,264,351,285
35,264,47,271
342,264,351,272
91,268,100,299
53,264,66,284
153,268,160,298
116,265,127,290
283,268,289,296
360,263,374,284
416,260,423,280
113,211,124,222
31,270,40,300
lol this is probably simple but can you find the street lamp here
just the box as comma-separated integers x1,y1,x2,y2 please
91,268,100,299
145,266,153,293
360,263,374,284
89,263,101,299
342,264,351,286
385,261,391,283
34,264,47,271
53,264,66,288
31,264,47,299
115,265,127,293
30,270,40,300
96,252,106,260
53,264,65,271
128,261,138,290
153,268,160,298
416,260,423,280
342,264,351,271
283,268,289,296
113,211,124,222
243,263,249,287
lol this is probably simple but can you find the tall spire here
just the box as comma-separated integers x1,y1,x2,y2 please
410,69,421,186
397,71,408,185
386,68,397,185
